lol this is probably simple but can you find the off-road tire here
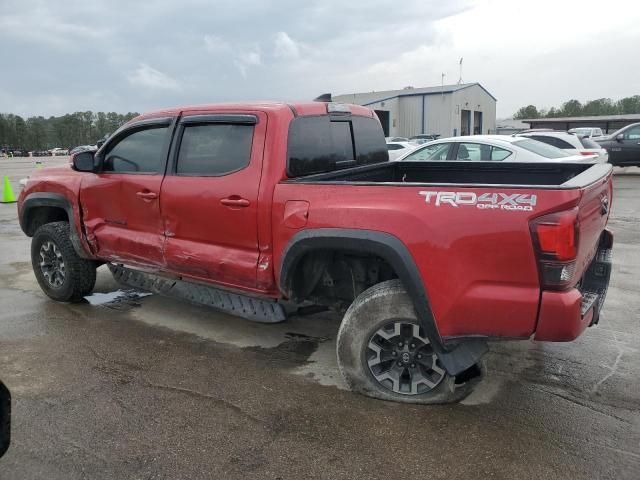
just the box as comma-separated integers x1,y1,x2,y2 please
31,221,96,302
336,279,484,404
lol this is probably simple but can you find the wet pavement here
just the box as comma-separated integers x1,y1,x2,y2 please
0,157,638,479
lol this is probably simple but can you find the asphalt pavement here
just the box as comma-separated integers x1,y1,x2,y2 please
0,157,638,479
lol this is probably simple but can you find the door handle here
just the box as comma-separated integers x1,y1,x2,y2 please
136,191,158,200
220,197,250,208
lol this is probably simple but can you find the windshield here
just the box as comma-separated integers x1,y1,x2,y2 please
513,139,572,158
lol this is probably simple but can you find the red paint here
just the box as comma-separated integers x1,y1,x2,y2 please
534,289,592,341
18,101,613,343
283,200,309,229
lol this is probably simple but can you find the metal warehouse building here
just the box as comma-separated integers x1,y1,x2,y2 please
522,114,640,134
333,82,496,138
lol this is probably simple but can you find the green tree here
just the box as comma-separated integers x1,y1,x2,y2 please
559,99,582,117
513,105,539,119
616,95,640,114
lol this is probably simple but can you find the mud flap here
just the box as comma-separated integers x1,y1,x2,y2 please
438,338,488,376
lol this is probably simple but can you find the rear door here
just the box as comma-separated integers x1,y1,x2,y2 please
80,117,173,266
159,112,266,289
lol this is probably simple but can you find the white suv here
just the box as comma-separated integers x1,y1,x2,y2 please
516,131,608,163
568,127,604,138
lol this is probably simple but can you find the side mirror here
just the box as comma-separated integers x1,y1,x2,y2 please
616,133,624,142
0,381,10,458
96,139,105,148
72,151,96,172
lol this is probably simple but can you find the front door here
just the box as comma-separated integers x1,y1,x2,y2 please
618,124,640,165
80,119,173,267
159,111,266,290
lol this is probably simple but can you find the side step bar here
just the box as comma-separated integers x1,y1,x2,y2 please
109,264,287,324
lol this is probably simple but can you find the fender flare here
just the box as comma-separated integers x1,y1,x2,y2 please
279,228,487,375
20,192,91,259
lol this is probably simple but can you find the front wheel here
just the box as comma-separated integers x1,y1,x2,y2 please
336,280,483,404
31,221,96,302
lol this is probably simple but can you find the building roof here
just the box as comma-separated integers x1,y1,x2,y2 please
334,82,497,106
522,114,640,123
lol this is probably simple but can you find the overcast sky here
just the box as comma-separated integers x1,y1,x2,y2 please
1,0,638,118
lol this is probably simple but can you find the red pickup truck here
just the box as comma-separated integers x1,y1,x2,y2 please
18,101,613,403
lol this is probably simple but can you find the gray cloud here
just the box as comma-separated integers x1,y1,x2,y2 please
1,0,638,118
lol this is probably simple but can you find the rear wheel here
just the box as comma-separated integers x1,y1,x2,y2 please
31,222,96,302
336,280,483,404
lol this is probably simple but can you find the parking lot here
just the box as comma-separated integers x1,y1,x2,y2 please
0,157,638,479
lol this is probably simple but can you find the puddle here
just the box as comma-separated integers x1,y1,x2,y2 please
84,289,152,309
291,339,348,390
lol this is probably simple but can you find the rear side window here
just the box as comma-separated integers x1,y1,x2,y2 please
176,123,254,176
287,115,388,177
455,143,512,161
103,126,168,173
528,135,575,150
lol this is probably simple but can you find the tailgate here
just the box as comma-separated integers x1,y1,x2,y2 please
574,169,613,279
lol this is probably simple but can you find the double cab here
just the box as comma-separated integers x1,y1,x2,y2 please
18,101,613,403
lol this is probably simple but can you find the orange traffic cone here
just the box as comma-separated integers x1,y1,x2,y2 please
1,176,16,203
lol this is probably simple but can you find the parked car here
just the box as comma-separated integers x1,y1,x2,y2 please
592,122,640,166
31,150,51,157
49,148,69,156
385,136,409,143
409,134,440,144
568,127,604,138
18,101,613,404
386,141,415,160
396,135,604,163
516,131,608,162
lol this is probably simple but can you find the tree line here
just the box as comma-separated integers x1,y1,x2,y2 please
513,95,640,120
0,111,140,151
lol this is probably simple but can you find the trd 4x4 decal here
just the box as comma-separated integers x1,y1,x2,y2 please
419,191,537,211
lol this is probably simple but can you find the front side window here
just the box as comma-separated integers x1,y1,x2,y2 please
403,143,451,161
103,126,169,173
624,126,640,140
176,123,254,176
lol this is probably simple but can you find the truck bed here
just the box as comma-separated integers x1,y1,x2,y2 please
287,161,607,189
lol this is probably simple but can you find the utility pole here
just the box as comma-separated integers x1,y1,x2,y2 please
441,73,446,97
457,58,463,85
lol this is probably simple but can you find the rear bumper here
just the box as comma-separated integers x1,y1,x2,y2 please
534,229,613,342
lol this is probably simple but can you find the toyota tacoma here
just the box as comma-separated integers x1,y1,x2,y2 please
18,101,613,403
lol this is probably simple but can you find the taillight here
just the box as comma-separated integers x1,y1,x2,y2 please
530,208,579,290
580,151,597,156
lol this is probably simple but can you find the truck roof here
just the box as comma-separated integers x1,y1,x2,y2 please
131,101,375,123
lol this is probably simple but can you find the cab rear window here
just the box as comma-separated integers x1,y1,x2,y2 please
287,115,388,177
